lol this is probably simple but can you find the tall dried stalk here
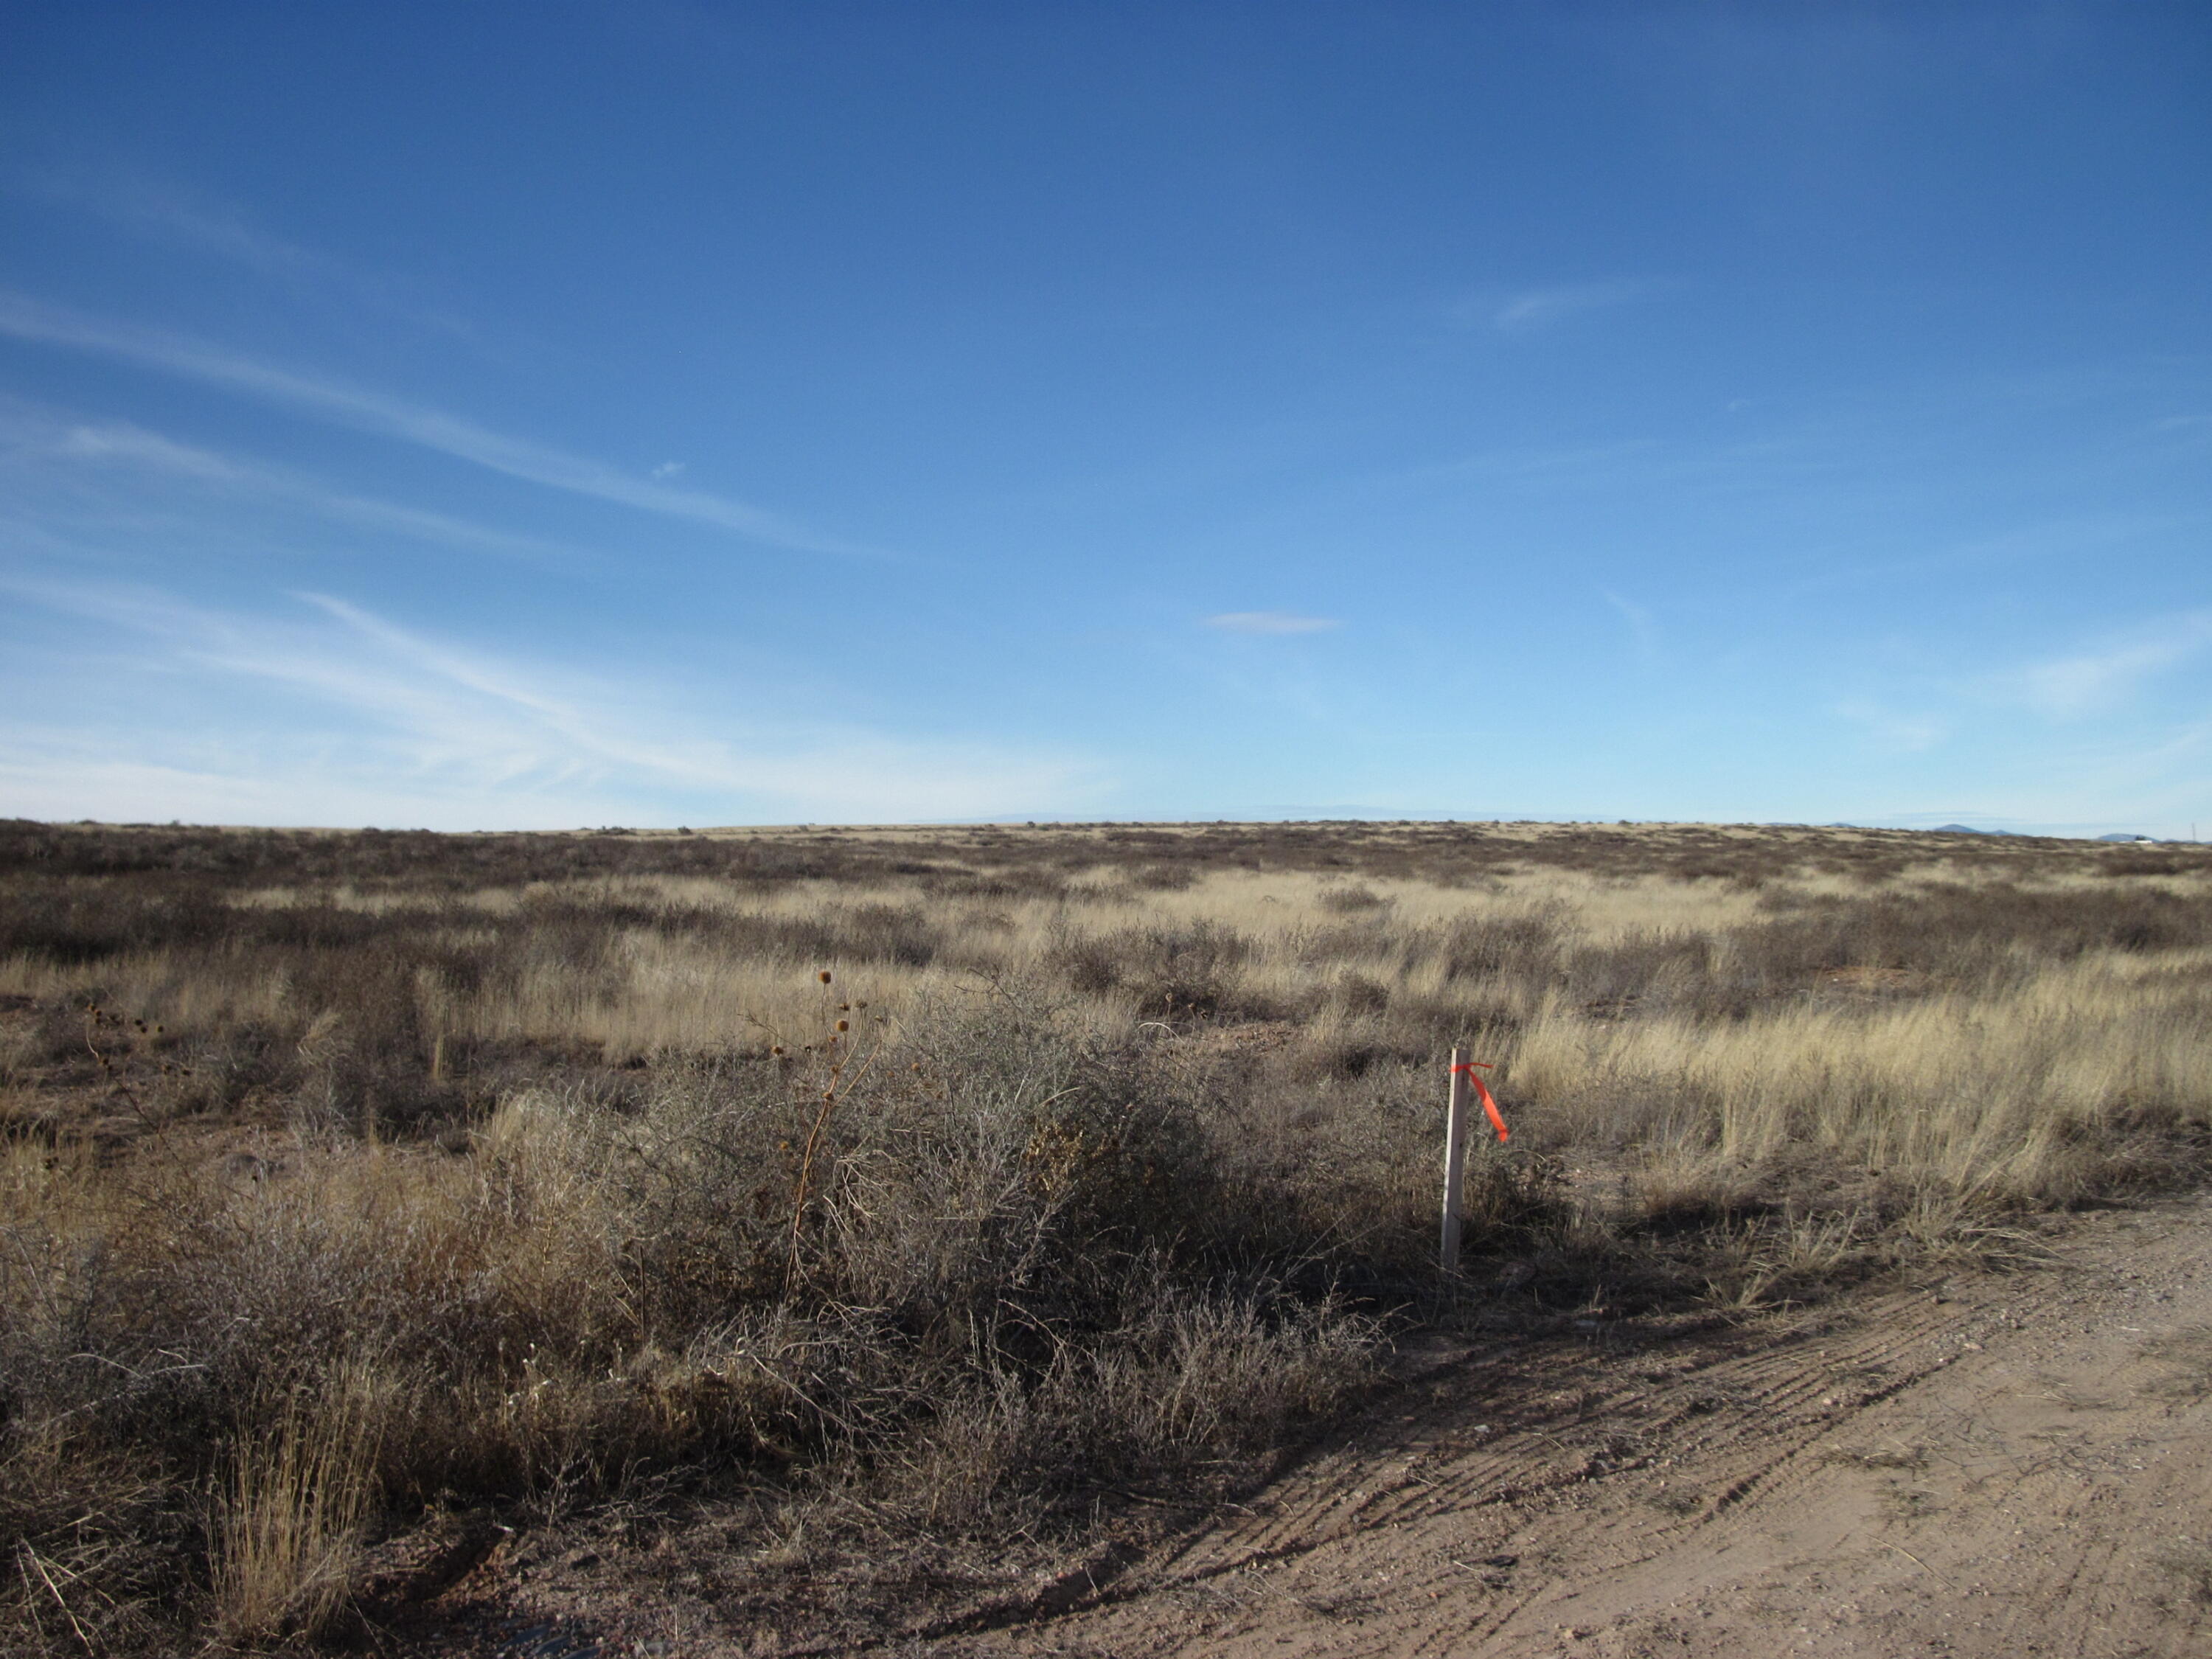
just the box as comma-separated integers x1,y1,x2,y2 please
209,1379,378,1646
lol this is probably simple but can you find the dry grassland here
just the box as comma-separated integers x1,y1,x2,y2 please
2,817,2208,1652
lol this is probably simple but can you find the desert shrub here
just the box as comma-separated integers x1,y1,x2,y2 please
0,987,1397,1649
622,899,947,970
1745,883,2212,984
1563,930,1721,1015
1318,884,1388,914
1048,921,1253,1019
0,877,234,964
1334,972,1392,1018
1130,862,1197,891
1437,908,1564,984
1374,990,1523,1062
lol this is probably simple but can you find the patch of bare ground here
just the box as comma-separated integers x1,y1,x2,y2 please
921,1193,2212,1659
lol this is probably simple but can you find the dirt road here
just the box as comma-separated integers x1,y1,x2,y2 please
942,1194,2212,1659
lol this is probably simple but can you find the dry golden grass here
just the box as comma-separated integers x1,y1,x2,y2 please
211,1374,380,1645
3,817,2209,1652
1519,948,2212,1204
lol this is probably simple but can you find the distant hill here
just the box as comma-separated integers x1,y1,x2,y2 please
1932,824,2024,836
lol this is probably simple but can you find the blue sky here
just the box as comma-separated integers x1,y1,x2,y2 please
3,2,2208,835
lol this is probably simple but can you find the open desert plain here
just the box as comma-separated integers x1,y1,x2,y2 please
4,817,2210,1658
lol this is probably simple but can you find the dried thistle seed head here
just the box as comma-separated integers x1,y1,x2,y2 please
835,1019,849,1032
771,1045,785,1056
818,970,833,984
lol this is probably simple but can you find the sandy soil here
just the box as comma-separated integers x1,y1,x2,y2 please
400,1193,2212,1659
947,1194,2212,1659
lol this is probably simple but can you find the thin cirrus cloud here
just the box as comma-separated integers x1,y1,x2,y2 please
1599,589,1661,663
7,164,499,345
1205,611,1340,636
0,290,870,557
0,577,1102,825
1488,280,1652,334
0,400,576,563
1983,613,2212,720
13,164,428,304
1833,698,1949,754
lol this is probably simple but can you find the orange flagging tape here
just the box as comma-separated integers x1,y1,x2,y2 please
1452,1060,1510,1143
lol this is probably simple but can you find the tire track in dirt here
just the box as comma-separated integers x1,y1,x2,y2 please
1141,1288,1957,1584
953,1195,2212,1658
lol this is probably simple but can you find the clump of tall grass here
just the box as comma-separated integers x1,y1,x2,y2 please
210,1376,379,1645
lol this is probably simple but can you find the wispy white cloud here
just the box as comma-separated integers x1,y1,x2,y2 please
0,578,1099,826
1981,612,2212,720
1857,709,2212,839
30,417,238,481
650,460,686,480
0,401,572,561
1599,589,1661,664
0,737,521,832
1487,280,1652,334
7,166,479,339
1205,611,1340,636
0,291,870,556
1833,698,1948,754
24,170,333,276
